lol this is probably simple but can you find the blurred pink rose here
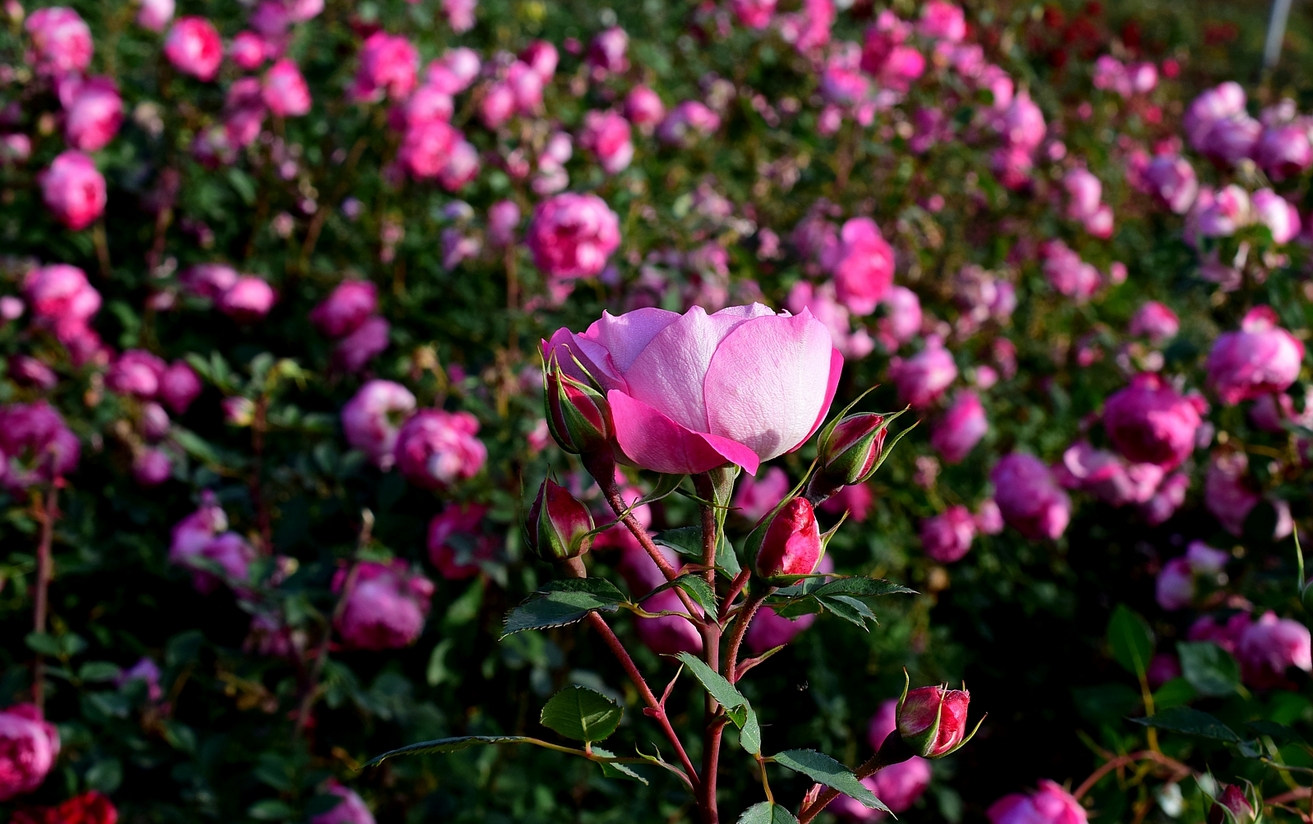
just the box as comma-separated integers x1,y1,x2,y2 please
133,448,173,487
525,193,621,280
442,0,476,33
731,0,776,29
931,390,987,464
428,503,498,580
1062,168,1102,223
1204,451,1259,536
230,31,266,70
218,276,276,322
262,59,311,117
107,350,167,399
39,150,106,230
1255,124,1313,181
987,780,1087,824
311,782,375,824
334,560,433,650
311,280,377,338
998,91,1046,151
624,86,665,131
342,380,416,470
832,699,932,820
25,7,93,76
990,453,1071,540
165,17,223,81
1206,307,1304,405
137,0,175,32
1102,373,1201,469
353,32,418,101
635,588,702,656
0,703,60,802
520,40,558,82
657,100,721,144
63,76,123,152
733,466,790,523
921,505,975,563
919,1,965,41
545,304,841,475
1238,611,1313,688
586,27,628,75
786,281,875,361
826,217,894,316
394,409,486,488
0,402,81,491
1140,155,1198,214
744,605,816,654
1251,189,1301,243
580,110,633,174
876,285,921,351
889,337,956,409
160,361,202,414
1184,82,1246,151
1140,471,1188,525
1039,240,1100,302
1128,301,1179,342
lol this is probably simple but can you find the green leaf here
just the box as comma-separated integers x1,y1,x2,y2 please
539,685,623,742
653,527,740,577
1177,641,1241,697
1130,707,1240,742
1150,678,1197,711
25,632,86,658
1246,720,1309,748
772,750,888,811
738,704,761,756
78,661,122,683
246,800,295,821
227,168,257,205
501,579,627,637
592,746,649,785
426,639,454,687
363,735,531,768
1107,605,1154,677
672,652,748,712
737,802,800,824
650,574,719,616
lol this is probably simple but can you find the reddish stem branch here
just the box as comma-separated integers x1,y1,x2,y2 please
724,590,769,685
31,480,60,711
1072,750,1194,801
692,474,723,824
797,746,900,824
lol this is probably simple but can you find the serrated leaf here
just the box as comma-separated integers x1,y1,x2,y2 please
812,577,916,598
672,652,747,712
654,529,740,577
1107,605,1154,678
363,735,531,768
501,579,627,637
650,574,719,615
1130,707,1239,742
772,749,888,811
540,685,623,742
1177,641,1240,697
592,746,649,784
738,802,800,824
739,704,761,756
818,594,877,629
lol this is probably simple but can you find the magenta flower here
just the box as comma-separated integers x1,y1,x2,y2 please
311,281,378,339
341,380,416,471
624,86,665,131
1206,307,1304,405
0,402,81,491
931,390,987,464
733,466,791,523
987,780,1087,824
1204,451,1259,536
39,150,106,230
1128,301,1179,342
262,59,311,117
353,32,418,101
333,561,434,651
744,606,816,655
106,350,167,399
160,361,202,415
25,7,93,77
1255,124,1313,181
1140,155,1198,214
311,782,376,824
63,76,123,152
889,338,957,409
1102,374,1202,469
0,704,60,802
218,276,276,322
427,503,498,579
920,506,976,564
580,110,634,175
546,304,841,475
525,193,621,280
393,409,486,489
164,17,223,81
990,453,1070,540
1237,611,1313,688
586,27,629,75
635,589,703,656
826,217,894,316
137,0,175,31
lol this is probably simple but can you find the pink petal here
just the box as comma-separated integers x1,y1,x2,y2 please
582,307,681,373
704,309,839,462
609,390,760,475
544,327,625,391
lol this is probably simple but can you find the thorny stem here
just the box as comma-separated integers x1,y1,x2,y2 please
724,589,770,684
718,569,751,623
693,473,723,824
1071,750,1194,802
559,559,699,791
31,478,60,712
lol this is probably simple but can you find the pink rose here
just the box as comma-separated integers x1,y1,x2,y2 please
426,48,481,94
920,505,975,563
137,0,175,32
997,91,1046,151
1251,189,1301,244
218,276,276,322
311,281,377,338
107,349,167,399
262,58,311,117
25,7,92,76
832,699,932,820
1128,301,1179,342
133,447,173,487
525,193,621,280
1140,155,1198,214
988,780,1087,824
1062,168,1102,222
656,101,720,144
546,304,841,475
1140,471,1188,525
786,281,875,361
1040,240,1100,302
230,31,266,70
826,217,894,316
733,466,791,523
0,402,80,491
63,76,123,152
519,40,558,82
1237,611,1313,688
1204,451,1259,536
586,27,629,74
931,390,987,464
1155,557,1194,611
1206,306,1305,405
342,380,416,470
1102,374,1202,469
487,200,520,248
731,0,777,28
990,453,1070,540
353,32,418,101
1184,82,1246,150
1202,116,1261,166
333,561,433,651
397,120,459,180
580,110,634,175
442,0,476,33
888,337,957,409
0,704,60,802
331,314,390,373
919,0,965,41
1057,442,1165,507
160,361,202,414
164,17,223,81
393,409,486,488
428,503,498,580
39,150,106,230
311,782,375,824
1255,124,1313,181
624,85,665,131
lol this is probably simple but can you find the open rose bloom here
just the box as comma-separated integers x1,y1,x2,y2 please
546,304,841,475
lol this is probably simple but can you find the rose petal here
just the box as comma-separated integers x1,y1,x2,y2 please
608,390,760,475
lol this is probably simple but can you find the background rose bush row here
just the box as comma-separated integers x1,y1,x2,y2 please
1,0,1313,822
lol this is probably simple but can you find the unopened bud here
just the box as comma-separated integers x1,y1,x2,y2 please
544,365,612,455
527,479,595,561
752,497,822,583
818,413,888,486
896,683,977,759
222,396,255,426
1207,785,1256,824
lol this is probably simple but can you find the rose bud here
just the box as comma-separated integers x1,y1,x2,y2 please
1206,784,1255,824
753,497,822,583
544,362,612,455
896,682,979,759
527,479,595,562
817,413,889,486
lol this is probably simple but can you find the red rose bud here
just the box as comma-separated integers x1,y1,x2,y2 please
753,497,822,582
528,479,595,561
896,684,978,759
544,363,612,455
1207,785,1256,824
819,413,888,486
